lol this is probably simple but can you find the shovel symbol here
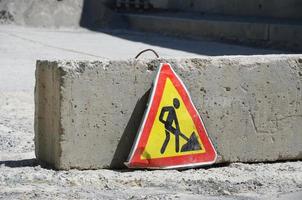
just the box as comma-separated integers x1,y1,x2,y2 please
159,98,202,154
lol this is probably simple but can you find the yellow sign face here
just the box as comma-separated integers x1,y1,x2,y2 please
141,78,205,160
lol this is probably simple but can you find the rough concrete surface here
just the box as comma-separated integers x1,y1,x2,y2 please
0,0,115,28
35,56,302,169
1,24,302,199
0,0,83,27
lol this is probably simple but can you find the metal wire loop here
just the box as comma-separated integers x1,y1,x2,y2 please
135,49,160,59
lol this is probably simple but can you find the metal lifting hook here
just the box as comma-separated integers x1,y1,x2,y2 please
135,49,160,59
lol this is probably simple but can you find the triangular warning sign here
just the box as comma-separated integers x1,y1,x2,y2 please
125,63,217,169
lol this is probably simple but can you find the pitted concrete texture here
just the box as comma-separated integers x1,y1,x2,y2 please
35,55,302,169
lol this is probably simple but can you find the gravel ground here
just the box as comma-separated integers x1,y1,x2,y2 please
0,25,301,199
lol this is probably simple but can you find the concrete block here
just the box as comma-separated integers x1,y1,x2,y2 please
269,24,302,51
125,14,269,42
149,0,302,20
124,13,302,51
35,56,302,169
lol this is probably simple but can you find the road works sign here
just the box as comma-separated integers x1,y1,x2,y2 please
125,63,217,169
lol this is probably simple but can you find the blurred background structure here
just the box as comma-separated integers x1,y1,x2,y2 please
1,0,301,51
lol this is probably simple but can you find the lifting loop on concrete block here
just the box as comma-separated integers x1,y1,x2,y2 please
135,49,160,59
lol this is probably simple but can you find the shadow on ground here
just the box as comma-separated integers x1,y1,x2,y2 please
0,159,38,168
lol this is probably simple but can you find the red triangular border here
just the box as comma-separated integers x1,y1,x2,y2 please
126,63,217,169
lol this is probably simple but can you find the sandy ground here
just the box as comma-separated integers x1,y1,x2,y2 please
0,25,301,199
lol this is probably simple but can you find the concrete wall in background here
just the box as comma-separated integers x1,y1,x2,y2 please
35,56,302,169
151,0,302,20
0,0,83,27
0,0,114,27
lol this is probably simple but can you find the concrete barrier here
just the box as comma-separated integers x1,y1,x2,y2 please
150,0,302,20
35,56,302,169
123,13,302,52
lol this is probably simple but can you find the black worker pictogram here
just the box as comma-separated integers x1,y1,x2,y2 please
158,98,202,154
